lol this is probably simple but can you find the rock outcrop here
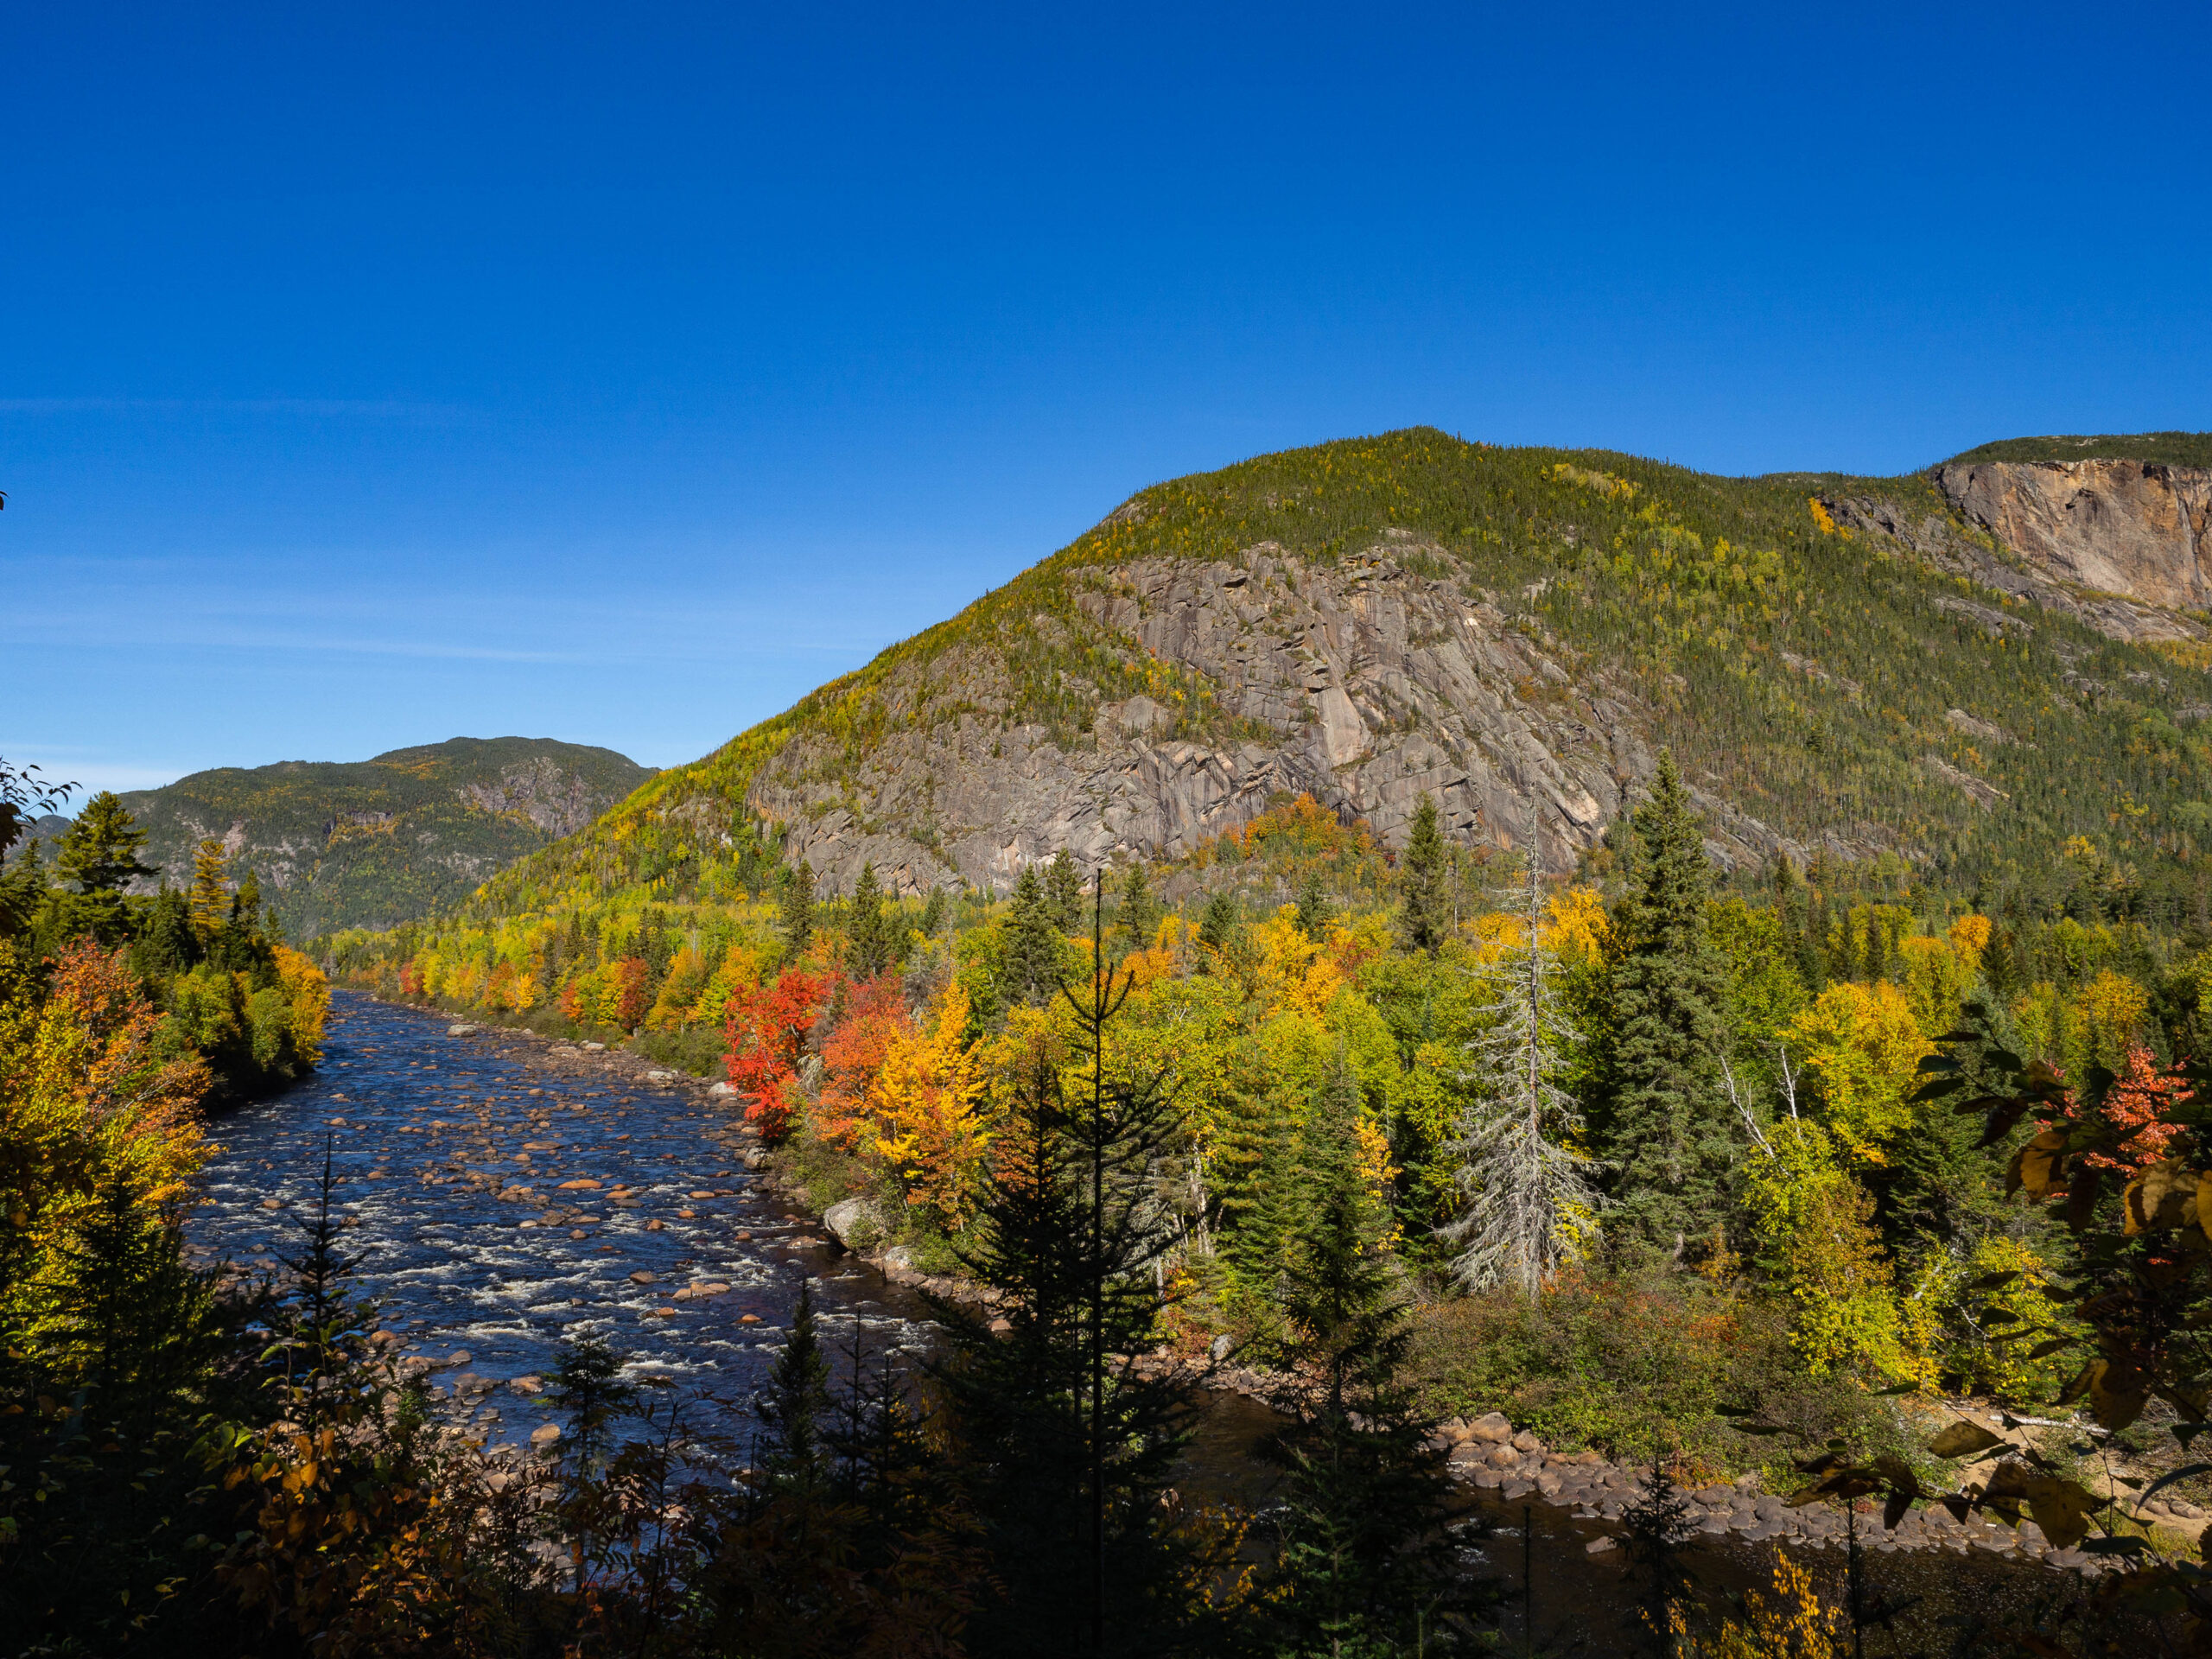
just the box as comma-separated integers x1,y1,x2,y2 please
1823,485,2207,645
751,538,1658,893
1935,458,2212,614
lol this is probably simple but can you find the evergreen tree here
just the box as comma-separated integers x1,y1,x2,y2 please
1599,753,1735,1254
1294,868,1334,942
1398,792,1451,955
931,902,1230,1657
1260,1058,1490,1655
1045,848,1084,935
1620,1462,1699,1657
847,861,893,981
54,792,157,946
779,860,816,960
919,885,948,938
1120,861,1160,950
758,1279,833,1479
1001,864,1062,1007
187,838,231,942
1444,830,1599,1296
0,839,47,940
1196,890,1240,954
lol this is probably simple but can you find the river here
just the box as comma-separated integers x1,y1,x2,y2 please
189,989,933,1441
188,990,2088,1649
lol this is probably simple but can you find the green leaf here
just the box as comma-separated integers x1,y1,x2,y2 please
2079,1535,2149,1557
1967,1269,2023,1292
1916,1055,1963,1075
1988,1048,2024,1074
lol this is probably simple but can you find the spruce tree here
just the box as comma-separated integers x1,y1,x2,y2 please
55,792,156,946
1120,861,1160,950
1260,1058,1490,1653
1398,792,1451,955
758,1279,833,1479
779,860,816,960
1196,890,1240,954
847,861,893,981
919,885,948,938
1045,848,1084,934
1294,868,1334,942
931,893,1230,1657
1599,753,1735,1254
0,839,48,940
1001,864,1062,1007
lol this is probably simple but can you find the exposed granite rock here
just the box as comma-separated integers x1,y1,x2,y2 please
1936,458,2212,613
1822,488,2207,645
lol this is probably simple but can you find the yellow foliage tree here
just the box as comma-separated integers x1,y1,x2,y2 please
271,944,330,1068
187,837,231,940
873,982,990,1231
1788,979,1932,1164
1741,1116,1907,1378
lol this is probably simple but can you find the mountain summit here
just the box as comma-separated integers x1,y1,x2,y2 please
470,428,2212,918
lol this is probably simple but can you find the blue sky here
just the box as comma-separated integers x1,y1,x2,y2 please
6,3,2207,801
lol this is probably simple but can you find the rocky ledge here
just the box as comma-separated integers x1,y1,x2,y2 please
1432,1411,2194,1571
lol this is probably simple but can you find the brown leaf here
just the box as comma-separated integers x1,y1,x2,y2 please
1928,1421,2006,1459
2008,1128,2069,1199
2123,1160,2199,1235
1883,1487,1914,1530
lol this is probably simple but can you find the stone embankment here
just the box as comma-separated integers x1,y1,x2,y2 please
1428,1410,2199,1571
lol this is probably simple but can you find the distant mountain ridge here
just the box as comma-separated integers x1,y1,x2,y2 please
440,426,2212,931
29,738,653,939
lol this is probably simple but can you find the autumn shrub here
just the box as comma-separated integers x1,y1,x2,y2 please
1405,1270,1888,1475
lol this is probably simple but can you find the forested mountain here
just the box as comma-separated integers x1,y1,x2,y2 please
18,737,652,939
447,426,2212,929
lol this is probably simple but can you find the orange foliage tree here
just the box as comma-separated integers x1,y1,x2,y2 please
814,975,912,1153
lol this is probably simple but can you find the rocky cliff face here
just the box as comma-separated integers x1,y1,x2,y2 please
750,536,1893,894
1936,458,2212,613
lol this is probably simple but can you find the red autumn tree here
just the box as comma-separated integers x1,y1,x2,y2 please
724,966,835,1143
2085,1043,2191,1175
613,956,652,1031
813,974,912,1153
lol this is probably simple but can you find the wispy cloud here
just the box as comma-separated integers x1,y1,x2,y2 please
0,397,466,418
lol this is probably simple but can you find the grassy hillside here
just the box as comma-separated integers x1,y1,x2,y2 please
448,428,2212,944
53,737,653,939
1942,431,2212,468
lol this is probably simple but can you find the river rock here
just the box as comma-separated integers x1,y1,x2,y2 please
531,1423,561,1445
1510,1429,1542,1453
509,1375,543,1395
448,1024,479,1036
823,1198,885,1249
1209,1334,1233,1363
1465,1412,1513,1444
708,1082,739,1099
630,1270,657,1285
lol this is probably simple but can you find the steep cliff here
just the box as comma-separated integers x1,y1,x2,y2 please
1934,457,2212,614
459,429,2212,922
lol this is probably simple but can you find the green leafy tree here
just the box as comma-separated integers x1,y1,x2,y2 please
1599,753,1736,1254
919,885,949,938
0,757,72,861
54,791,157,946
1397,793,1451,955
0,838,48,940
